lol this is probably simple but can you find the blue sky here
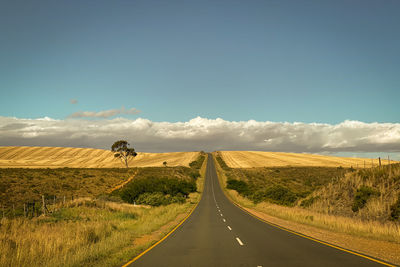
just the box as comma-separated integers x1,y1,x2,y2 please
1,0,399,123
1,0,400,158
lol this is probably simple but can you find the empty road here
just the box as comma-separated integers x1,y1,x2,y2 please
130,154,387,267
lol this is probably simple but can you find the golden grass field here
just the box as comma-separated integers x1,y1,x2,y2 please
0,146,199,168
218,151,394,168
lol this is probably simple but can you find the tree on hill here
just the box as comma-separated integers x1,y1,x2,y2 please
111,140,137,168
163,161,167,167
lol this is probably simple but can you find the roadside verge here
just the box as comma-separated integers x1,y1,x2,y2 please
211,153,399,266
121,153,207,266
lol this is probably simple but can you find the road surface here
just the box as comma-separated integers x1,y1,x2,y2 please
130,154,386,267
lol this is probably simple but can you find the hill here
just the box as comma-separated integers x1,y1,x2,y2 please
0,146,199,168
218,151,394,168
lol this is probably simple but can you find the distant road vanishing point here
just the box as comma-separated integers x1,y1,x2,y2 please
127,154,389,267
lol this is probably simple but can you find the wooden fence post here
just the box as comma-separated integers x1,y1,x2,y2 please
63,195,66,206
379,157,381,168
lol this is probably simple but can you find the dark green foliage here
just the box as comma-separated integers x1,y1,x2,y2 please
352,186,380,212
227,179,250,196
300,196,319,208
136,192,186,206
190,171,200,180
390,194,400,220
119,177,196,206
219,164,343,206
216,155,230,171
189,154,205,169
260,185,298,206
136,192,167,206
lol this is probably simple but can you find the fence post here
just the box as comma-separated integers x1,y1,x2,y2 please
12,204,15,217
63,195,66,206
379,157,381,168
42,195,46,215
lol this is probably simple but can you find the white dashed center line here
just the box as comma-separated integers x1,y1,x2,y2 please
236,237,244,246
223,218,226,222
220,213,223,217
227,226,232,231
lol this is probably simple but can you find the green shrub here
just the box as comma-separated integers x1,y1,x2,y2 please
190,171,200,180
390,194,400,221
216,156,230,171
262,184,298,206
226,179,250,196
136,192,166,206
189,154,205,169
119,177,196,205
352,186,380,212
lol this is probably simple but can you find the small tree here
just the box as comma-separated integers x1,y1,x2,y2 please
163,161,167,167
111,140,137,168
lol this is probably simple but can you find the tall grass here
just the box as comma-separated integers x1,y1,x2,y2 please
213,154,400,244
309,164,400,221
0,199,192,267
0,154,208,267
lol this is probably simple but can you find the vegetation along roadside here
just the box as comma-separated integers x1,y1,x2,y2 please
213,152,400,265
0,152,207,267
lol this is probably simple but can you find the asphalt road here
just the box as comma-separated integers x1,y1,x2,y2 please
130,154,386,267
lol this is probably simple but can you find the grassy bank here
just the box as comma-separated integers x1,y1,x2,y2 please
212,153,400,244
0,199,192,267
1,152,207,266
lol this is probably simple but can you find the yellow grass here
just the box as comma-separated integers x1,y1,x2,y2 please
218,151,395,168
0,146,199,168
0,199,192,267
213,155,400,244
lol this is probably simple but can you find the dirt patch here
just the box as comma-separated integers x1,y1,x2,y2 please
242,206,400,265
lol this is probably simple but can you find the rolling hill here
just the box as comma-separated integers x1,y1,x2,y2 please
0,146,199,168
218,151,394,168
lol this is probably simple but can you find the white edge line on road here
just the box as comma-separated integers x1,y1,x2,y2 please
236,237,244,246
227,226,232,230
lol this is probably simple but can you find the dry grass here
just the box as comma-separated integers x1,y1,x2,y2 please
0,146,199,168
309,164,400,222
0,198,193,267
0,153,208,267
213,155,400,244
218,151,395,168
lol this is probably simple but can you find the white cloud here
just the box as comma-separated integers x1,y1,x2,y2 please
0,116,399,155
68,106,141,118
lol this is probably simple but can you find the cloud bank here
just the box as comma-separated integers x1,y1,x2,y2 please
68,106,140,118
0,116,399,155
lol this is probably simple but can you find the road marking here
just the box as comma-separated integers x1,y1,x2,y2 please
236,237,244,246
227,226,232,230
223,218,226,222
220,213,223,216
226,196,396,267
